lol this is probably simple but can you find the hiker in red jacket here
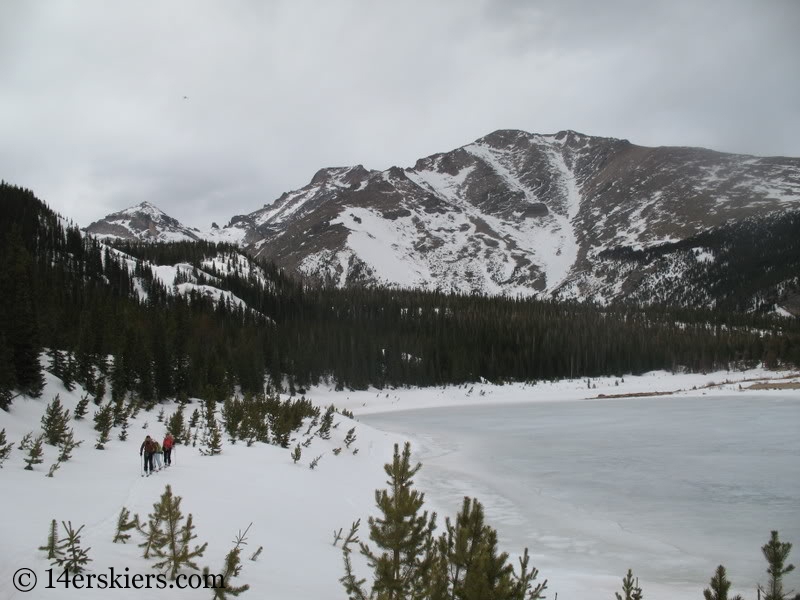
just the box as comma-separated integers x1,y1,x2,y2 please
140,435,157,475
163,433,175,467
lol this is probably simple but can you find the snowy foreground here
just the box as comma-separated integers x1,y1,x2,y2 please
0,368,798,600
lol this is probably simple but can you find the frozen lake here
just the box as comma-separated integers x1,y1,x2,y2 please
362,395,800,600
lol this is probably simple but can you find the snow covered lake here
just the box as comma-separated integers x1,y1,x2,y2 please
361,395,800,600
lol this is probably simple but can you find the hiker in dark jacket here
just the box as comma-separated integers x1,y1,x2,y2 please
140,435,157,475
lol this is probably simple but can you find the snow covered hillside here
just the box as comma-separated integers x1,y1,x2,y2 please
2,367,798,599
0,373,406,600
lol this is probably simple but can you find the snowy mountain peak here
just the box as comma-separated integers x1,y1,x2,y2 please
85,201,201,242
226,129,800,302
85,129,800,308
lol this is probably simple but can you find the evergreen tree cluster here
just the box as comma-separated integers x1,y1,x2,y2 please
345,444,799,600
341,442,547,600
599,210,800,312
2,182,799,411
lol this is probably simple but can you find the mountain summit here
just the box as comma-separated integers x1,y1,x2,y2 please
85,201,202,242
84,130,800,309
221,129,800,301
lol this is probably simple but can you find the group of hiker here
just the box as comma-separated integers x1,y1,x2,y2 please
139,433,175,476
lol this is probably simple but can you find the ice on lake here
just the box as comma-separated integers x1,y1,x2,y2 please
362,395,800,600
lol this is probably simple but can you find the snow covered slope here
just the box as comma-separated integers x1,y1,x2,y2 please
86,130,800,307
0,373,404,600
1,368,797,600
218,130,800,301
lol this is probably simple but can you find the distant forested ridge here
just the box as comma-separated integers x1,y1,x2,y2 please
1,182,798,409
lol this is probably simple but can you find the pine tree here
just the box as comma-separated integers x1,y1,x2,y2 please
344,427,357,449
119,420,129,441
200,421,223,456
38,518,59,559
222,397,243,443
204,524,252,599
41,394,71,446
291,444,302,464
704,565,742,600
46,461,61,477
93,403,113,449
4,229,44,398
167,406,186,443
18,431,32,450
139,515,163,559
73,393,90,420
341,442,437,600
24,434,45,470
431,497,546,600
113,507,140,544
615,569,643,600
0,428,13,468
62,352,76,392
318,406,334,440
148,485,208,580
54,521,92,574
0,332,17,411
57,429,81,462
47,347,65,380
761,531,795,600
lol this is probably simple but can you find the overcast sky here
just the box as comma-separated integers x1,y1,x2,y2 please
2,0,799,229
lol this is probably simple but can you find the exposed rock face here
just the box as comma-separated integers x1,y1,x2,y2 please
85,201,202,242
85,130,800,309
222,129,800,301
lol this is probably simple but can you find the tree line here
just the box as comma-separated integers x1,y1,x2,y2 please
2,181,799,410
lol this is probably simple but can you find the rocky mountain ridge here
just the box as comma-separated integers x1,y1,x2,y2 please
84,129,800,311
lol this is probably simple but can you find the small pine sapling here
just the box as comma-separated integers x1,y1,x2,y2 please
615,569,643,600
41,394,71,446
200,421,223,456
38,518,59,559
333,447,342,456
46,461,61,478
157,407,165,423
291,444,301,464
0,428,13,468
18,432,33,450
760,530,794,600
149,485,208,579
205,523,252,599
58,429,82,462
138,516,163,559
301,437,313,448
318,407,333,440
24,434,45,470
343,427,356,448
189,409,200,429
119,420,129,441
352,448,359,456
309,455,322,470
54,521,92,574
113,507,140,544
167,406,186,444
704,565,743,600
93,403,113,449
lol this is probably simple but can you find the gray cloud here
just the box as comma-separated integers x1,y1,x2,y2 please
1,0,798,229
